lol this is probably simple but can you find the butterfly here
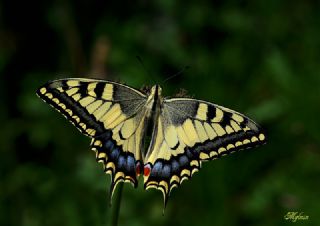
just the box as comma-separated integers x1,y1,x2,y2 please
36,78,266,206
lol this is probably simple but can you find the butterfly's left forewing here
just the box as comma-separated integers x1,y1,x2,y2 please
37,79,148,197
144,98,266,204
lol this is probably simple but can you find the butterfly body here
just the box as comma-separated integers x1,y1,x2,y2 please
37,78,266,205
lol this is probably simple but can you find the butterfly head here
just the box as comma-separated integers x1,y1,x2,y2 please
150,84,162,96
146,85,163,107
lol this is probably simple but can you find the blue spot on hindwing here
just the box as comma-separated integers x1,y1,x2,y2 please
179,155,189,167
161,164,171,179
117,155,126,169
185,148,194,158
110,147,120,160
126,155,135,173
150,161,163,177
171,159,180,174
104,140,114,150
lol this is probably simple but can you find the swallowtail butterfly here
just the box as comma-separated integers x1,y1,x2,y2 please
37,78,266,206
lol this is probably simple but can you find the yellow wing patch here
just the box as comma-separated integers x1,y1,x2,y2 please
196,103,208,121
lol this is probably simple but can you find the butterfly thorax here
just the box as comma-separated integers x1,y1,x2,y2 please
146,85,163,111
143,85,163,158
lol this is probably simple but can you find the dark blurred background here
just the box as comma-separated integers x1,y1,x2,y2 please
1,1,320,225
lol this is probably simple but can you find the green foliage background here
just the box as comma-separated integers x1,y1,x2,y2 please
1,1,319,225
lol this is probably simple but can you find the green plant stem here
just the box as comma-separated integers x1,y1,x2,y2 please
110,183,124,226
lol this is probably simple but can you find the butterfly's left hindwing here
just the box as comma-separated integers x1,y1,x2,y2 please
144,98,266,204
37,78,147,197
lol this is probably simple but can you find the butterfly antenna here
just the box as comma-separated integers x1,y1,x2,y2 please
136,55,157,84
162,66,190,84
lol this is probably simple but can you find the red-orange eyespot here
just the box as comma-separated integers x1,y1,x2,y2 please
135,162,141,176
143,164,151,177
